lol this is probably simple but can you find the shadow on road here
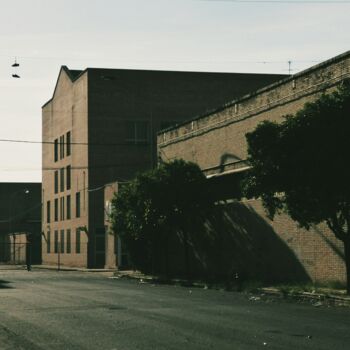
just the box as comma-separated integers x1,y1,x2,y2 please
0,279,13,289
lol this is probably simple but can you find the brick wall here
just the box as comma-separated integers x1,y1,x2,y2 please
158,51,350,283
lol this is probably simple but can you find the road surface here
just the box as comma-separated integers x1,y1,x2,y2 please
0,268,349,349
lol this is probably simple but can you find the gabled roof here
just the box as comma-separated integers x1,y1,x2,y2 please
42,66,86,108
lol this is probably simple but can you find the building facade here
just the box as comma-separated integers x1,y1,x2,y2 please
0,183,42,265
42,66,286,268
158,51,350,283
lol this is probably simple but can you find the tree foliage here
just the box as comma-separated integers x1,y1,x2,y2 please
243,84,350,293
110,159,213,277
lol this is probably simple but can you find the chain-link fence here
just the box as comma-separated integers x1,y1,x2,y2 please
0,242,30,270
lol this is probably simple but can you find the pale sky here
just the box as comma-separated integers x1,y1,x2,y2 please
0,0,349,183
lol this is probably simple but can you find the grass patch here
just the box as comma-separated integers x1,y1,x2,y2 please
274,280,346,296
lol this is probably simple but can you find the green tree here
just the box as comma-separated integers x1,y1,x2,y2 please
110,159,213,279
243,85,350,293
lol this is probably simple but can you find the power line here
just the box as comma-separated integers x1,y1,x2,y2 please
1,161,151,172
0,138,153,147
0,53,323,64
201,0,350,3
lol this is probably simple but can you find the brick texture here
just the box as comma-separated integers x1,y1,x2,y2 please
158,51,350,283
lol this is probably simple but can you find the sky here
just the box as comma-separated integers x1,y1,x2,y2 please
0,0,349,183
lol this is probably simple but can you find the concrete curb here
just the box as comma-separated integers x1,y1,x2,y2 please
112,270,207,288
32,265,116,273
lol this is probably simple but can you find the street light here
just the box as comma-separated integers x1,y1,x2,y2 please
9,189,30,263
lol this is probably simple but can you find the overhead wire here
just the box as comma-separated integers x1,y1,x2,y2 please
201,0,350,3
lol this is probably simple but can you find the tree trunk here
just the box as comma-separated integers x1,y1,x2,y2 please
183,231,191,282
344,239,350,295
164,233,169,280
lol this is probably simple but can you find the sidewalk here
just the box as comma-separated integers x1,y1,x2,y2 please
112,270,350,307
32,264,116,273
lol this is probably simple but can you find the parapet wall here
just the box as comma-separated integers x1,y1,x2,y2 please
158,51,350,176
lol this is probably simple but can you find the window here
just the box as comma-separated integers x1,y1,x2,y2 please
66,131,71,156
126,121,149,143
60,168,64,192
47,231,51,253
54,199,58,222
66,165,71,190
76,228,81,254
60,230,65,253
66,195,71,220
76,192,81,218
54,171,58,194
67,229,71,253
46,200,51,223
60,197,65,221
54,230,58,253
59,135,65,160
54,139,58,162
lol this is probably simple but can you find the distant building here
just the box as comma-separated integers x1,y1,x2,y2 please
158,51,350,283
0,183,42,265
42,66,286,268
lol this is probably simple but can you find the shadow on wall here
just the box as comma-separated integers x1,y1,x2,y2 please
312,225,344,261
190,201,311,284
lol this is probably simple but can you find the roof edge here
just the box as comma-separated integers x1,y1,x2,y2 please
42,66,87,108
157,50,350,135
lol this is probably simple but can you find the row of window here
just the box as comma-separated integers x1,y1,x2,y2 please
54,131,71,162
53,123,178,161
46,192,80,223
46,229,81,254
54,166,71,193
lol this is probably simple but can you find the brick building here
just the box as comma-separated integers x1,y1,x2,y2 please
42,66,285,268
0,183,42,265
158,51,350,283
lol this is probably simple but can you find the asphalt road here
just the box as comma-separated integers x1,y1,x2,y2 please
0,268,349,350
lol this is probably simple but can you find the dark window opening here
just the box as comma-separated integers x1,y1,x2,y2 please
66,165,71,190
67,229,71,253
60,197,65,221
60,230,65,253
54,198,58,222
47,231,51,254
76,228,81,254
54,230,58,253
54,139,58,162
46,200,51,223
60,168,64,192
76,192,81,218
67,195,71,220
54,171,58,194
66,131,71,156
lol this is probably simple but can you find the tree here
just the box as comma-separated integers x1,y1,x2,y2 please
242,84,350,293
110,159,213,279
